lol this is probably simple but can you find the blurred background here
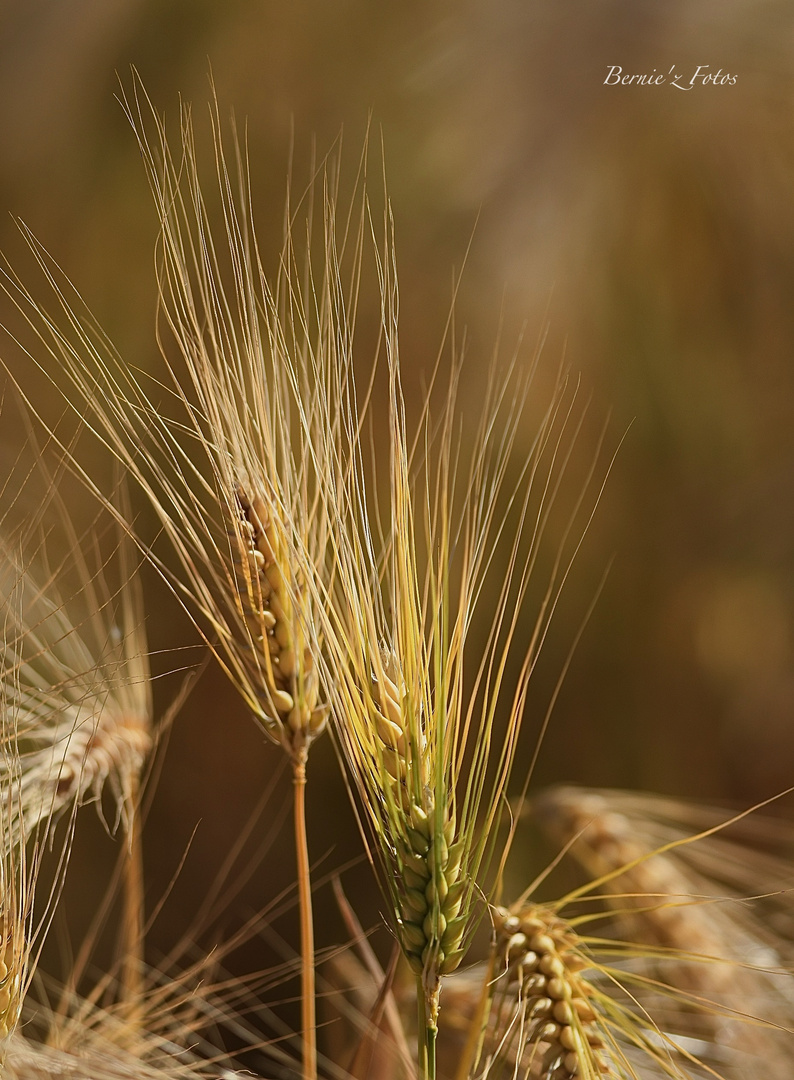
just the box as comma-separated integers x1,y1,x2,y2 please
1,0,794,1068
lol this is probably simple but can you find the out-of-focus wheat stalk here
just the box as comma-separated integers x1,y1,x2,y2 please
528,785,794,1076
0,549,84,1067
0,445,159,1013
0,520,152,846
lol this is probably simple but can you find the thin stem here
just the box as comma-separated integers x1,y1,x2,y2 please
121,774,144,1017
293,753,317,1080
425,984,438,1080
417,977,438,1080
417,977,429,1079
426,1016,437,1080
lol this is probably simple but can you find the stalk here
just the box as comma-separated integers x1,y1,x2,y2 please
121,775,144,1016
293,752,317,1080
417,978,438,1080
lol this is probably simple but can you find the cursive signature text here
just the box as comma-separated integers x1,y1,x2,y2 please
604,65,737,89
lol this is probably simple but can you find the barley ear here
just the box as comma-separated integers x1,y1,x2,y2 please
535,784,794,1066
233,483,327,763
488,905,608,1080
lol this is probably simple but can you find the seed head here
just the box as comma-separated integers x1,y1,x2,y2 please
310,199,601,1021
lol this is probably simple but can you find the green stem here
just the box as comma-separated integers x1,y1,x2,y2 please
417,978,428,1079
293,754,317,1080
426,1015,437,1080
417,975,439,1080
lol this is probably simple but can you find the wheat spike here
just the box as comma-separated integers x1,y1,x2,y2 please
474,896,725,1080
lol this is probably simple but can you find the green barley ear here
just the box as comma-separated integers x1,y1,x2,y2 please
309,196,606,1077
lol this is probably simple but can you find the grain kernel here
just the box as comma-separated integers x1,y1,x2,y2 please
404,865,427,890
309,705,329,734
540,954,565,978
553,999,572,1025
547,976,569,1000
402,922,426,950
270,688,294,713
407,827,430,855
559,1025,577,1051
573,997,595,1022
403,888,427,916
530,933,556,955
410,804,431,836
277,648,295,678
424,910,446,939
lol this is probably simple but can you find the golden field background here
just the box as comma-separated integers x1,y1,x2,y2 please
1,0,793,1062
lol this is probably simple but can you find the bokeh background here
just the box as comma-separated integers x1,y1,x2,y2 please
2,0,794,1067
